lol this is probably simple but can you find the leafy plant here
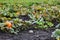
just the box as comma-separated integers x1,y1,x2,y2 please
0,3,60,34
51,29,60,40
28,13,53,29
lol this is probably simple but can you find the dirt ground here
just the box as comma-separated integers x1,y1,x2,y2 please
0,28,56,40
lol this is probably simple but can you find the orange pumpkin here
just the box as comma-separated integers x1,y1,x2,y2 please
5,21,12,29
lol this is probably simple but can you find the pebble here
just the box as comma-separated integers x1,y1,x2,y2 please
29,30,34,33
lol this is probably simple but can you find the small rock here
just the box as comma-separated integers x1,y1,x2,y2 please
36,35,39,37
29,30,34,33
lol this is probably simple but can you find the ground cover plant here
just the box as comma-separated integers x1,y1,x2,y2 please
52,29,60,40
0,0,60,40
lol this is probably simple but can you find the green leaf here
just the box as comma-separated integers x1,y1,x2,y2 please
46,21,53,27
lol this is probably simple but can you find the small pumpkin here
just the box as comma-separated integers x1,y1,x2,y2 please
5,21,12,29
